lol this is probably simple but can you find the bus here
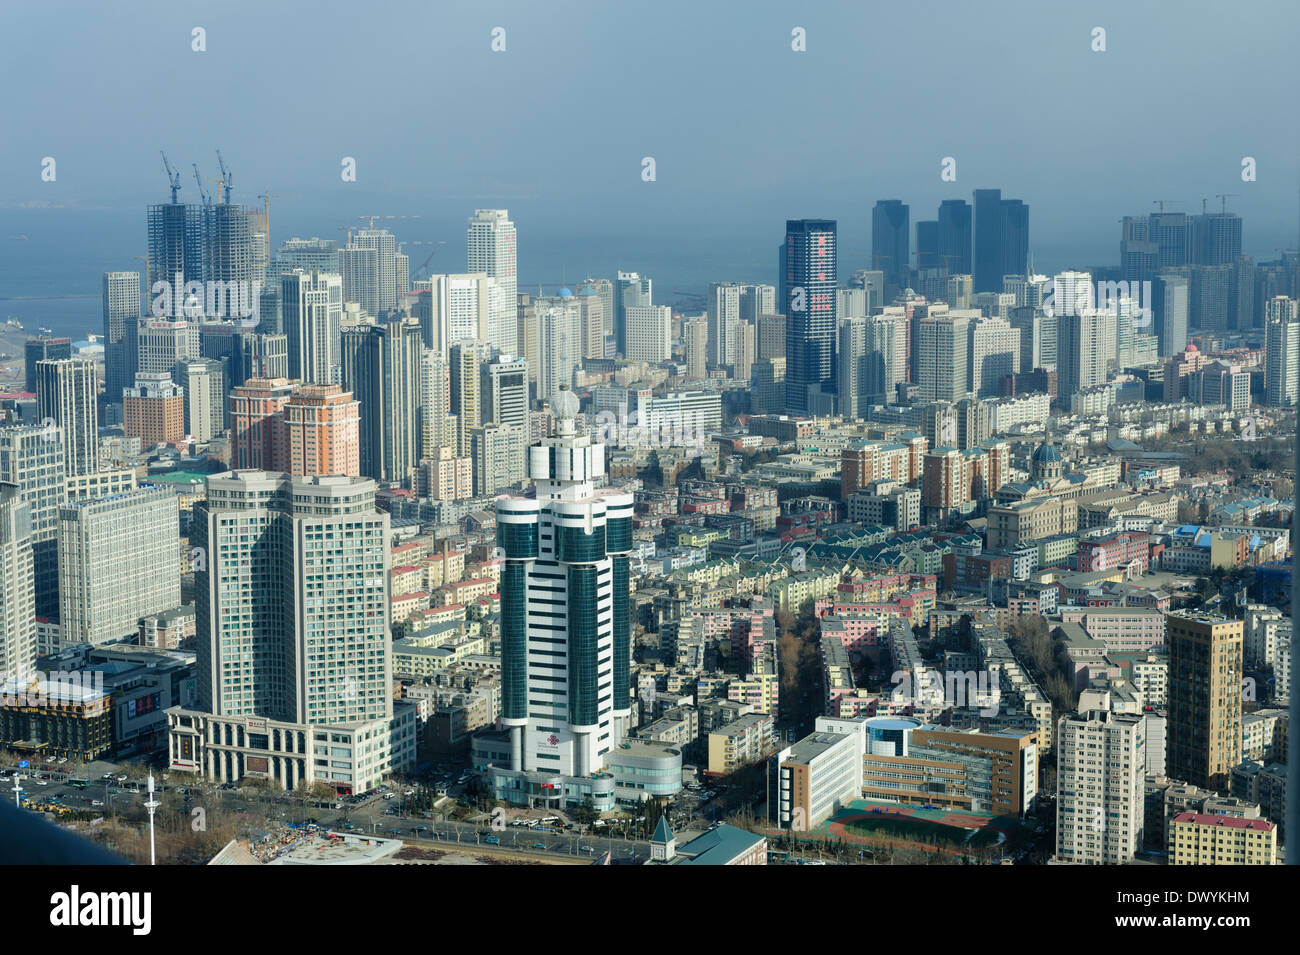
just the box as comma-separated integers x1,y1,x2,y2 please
68,778,89,789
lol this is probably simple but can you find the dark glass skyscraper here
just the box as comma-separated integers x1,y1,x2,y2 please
782,219,837,415
916,220,939,271
872,200,909,290
936,199,972,275
972,189,1029,292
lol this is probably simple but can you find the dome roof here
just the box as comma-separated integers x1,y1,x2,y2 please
577,285,597,296
1185,342,1198,352
1032,442,1062,463
557,287,573,298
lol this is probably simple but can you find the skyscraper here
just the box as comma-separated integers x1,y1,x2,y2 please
1056,707,1146,864
613,271,652,358
1265,298,1299,407
707,282,742,369
341,319,423,484
782,219,838,415
423,273,499,358
937,199,973,276
123,374,186,447
102,272,141,404
973,189,1028,293
1166,612,1243,791
1151,272,1190,357
351,228,399,315
281,269,343,385
282,385,360,477
57,487,181,647
684,317,708,380
0,424,67,621
968,317,1020,397
1057,310,1117,402
625,305,672,363
481,355,530,430
915,313,971,402
871,200,910,291
0,482,35,682
338,244,380,317
147,200,204,301
492,387,635,804
535,296,582,406
448,340,486,456
173,357,225,444
35,359,98,477
916,220,939,271
229,377,295,470
24,337,72,394
466,210,518,353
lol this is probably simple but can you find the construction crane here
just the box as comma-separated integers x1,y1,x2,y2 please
357,214,422,230
256,191,300,249
192,164,211,206
1216,193,1239,215
412,241,447,282
1152,200,1183,213
160,151,182,204
215,149,233,204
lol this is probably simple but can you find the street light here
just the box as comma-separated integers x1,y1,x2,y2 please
144,774,160,866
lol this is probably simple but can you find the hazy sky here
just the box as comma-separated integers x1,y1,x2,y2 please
2,0,1298,288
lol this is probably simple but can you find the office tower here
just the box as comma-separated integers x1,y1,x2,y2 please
448,341,485,456
735,320,756,382
535,297,582,406
1051,270,1094,318
341,319,423,484
869,313,907,403
0,483,35,681
101,272,141,403
494,387,635,793
973,189,1028,293
837,288,870,319
0,424,67,620
740,284,776,321
1229,257,1255,330
1193,211,1243,267
35,358,97,477
1151,273,1190,357
1010,306,1049,372
1120,215,1160,283
137,318,200,376
946,274,973,308
466,210,518,353
396,250,409,299
275,236,339,274
423,273,499,358
625,305,672,363
338,244,380,317
193,471,390,724
937,199,972,275
613,271,652,358
850,269,887,310
202,203,260,304
578,277,615,338
1166,612,1243,791
200,323,285,389
752,358,787,414
757,313,786,361
282,385,360,477
173,358,225,444
470,422,527,496
684,317,708,379
707,282,742,368
576,284,605,359
968,317,1020,397
482,355,530,430
281,269,343,385
1056,708,1145,864
915,313,971,402
872,200,910,291
1197,361,1250,411
1004,273,1050,309
1150,212,1195,269
24,337,73,395
350,228,399,315
57,487,180,646
123,373,186,446
782,219,838,414
147,200,204,300
229,378,295,470
1265,296,1299,407
1189,264,1232,331
419,353,452,459
1057,310,1117,402
916,220,939,270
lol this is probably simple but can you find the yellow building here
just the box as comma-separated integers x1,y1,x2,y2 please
1170,812,1276,865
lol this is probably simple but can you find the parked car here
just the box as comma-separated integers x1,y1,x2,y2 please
91,800,103,807
484,836,500,845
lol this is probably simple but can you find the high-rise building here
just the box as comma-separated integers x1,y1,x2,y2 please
169,470,409,793
871,200,910,291
1151,272,1190,357
740,284,776,321
415,447,473,501
1056,707,1146,864
24,337,72,395
136,319,200,377
915,313,971,402
1057,310,1117,402
229,377,295,470
482,355,530,430
1166,612,1243,791
575,283,605,359
625,305,672,363
173,357,225,444
466,210,518,353
350,228,399,315
756,313,786,361
282,385,360,477
535,297,582,406
341,319,423,484
123,373,185,446
968,317,1020,397
422,273,499,358
470,422,528,497
418,352,452,459
972,189,1028,293
102,272,141,404
752,357,786,414
57,487,180,647
837,316,871,420
338,244,380,317
916,220,939,271
684,317,708,379
1193,211,1243,267
147,200,204,303
1264,297,1299,407
0,424,67,620
274,236,339,275
35,359,98,477
782,219,838,414
0,483,35,682
281,269,343,385
936,199,972,276
491,387,635,804
613,271,652,358
707,282,742,369
448,341,486,456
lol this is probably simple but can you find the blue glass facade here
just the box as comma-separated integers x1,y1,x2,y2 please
567,566,600,727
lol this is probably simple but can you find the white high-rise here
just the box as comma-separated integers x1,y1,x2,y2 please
1058,309,1117,400
57,487,181,647
281,269,343,385
35,358,98,477
916,313,972,402
351,229,399,314
968,317,1021,397
467,210,518,353
625,305,671,363
424,273,500,359
707,281,742,369
0,483,35,682
102,271,141,403
1265,297,1299,407
535,297,581,404
1056,707,1145,864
